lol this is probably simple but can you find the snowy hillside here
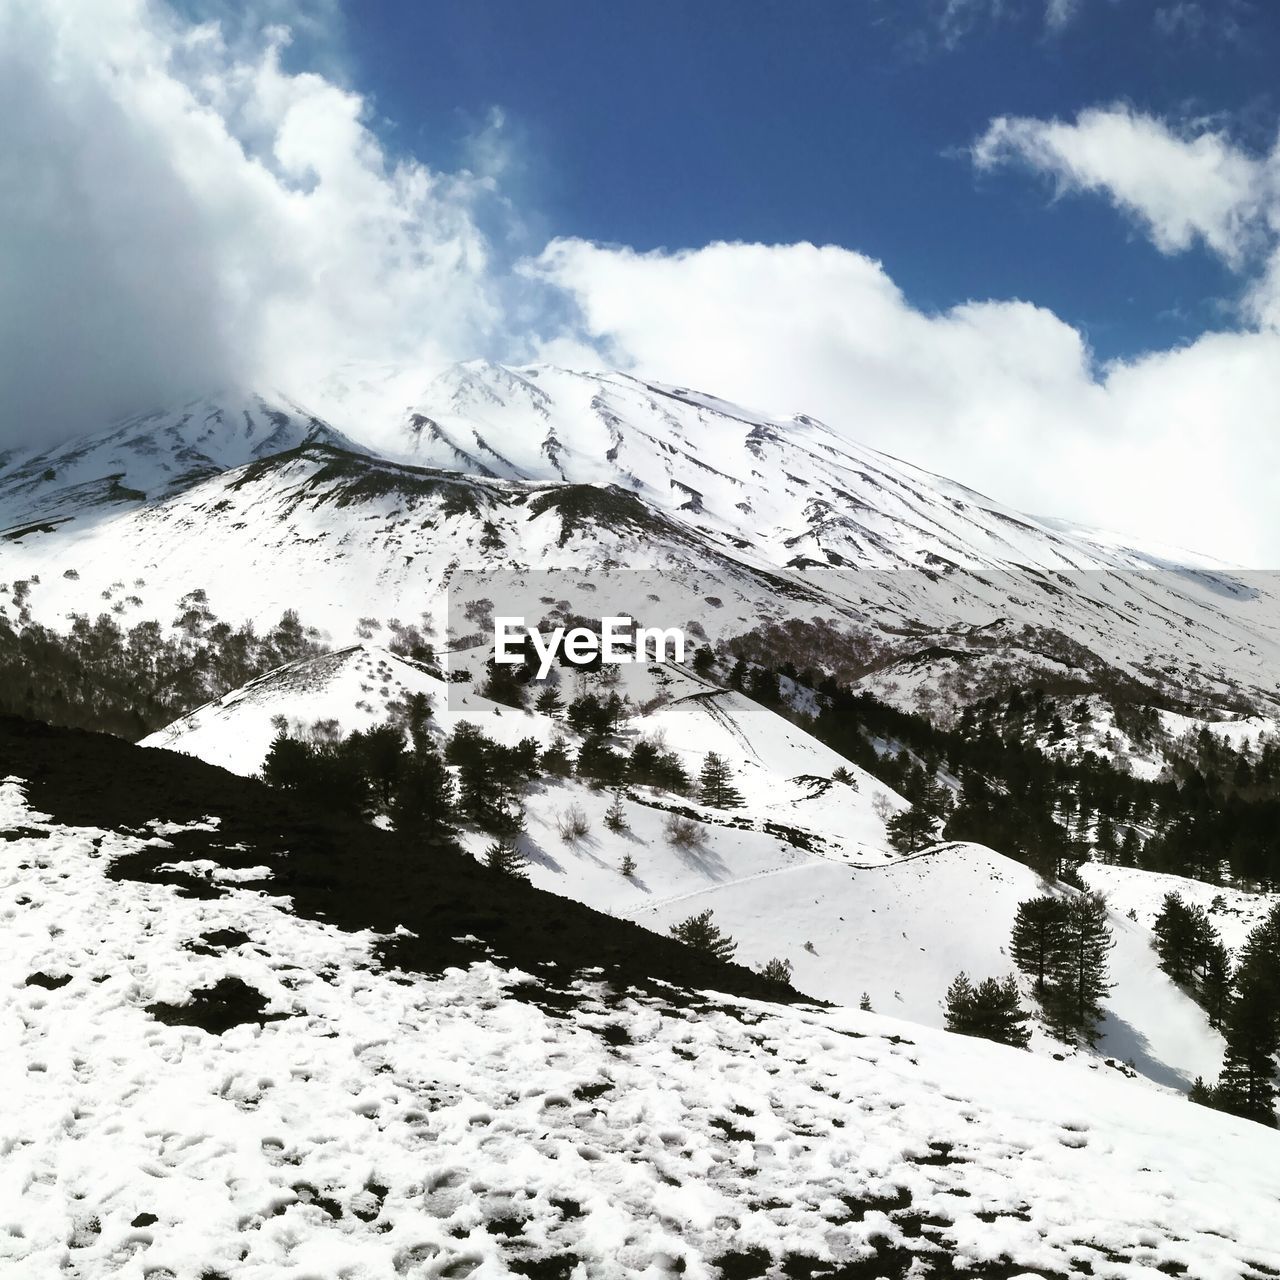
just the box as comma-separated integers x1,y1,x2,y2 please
146,646,1228,1093
3,752,1279,1280
3,362,1280,713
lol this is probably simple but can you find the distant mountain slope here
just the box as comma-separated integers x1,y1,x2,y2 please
3,725,1278,1279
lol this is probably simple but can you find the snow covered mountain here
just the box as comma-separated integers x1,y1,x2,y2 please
3,361,1279,715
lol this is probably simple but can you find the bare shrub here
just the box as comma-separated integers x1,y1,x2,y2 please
871,792,895,822
664,812,704,848
556,804,590,842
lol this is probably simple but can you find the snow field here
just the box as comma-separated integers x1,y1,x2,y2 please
3,778,1280,1279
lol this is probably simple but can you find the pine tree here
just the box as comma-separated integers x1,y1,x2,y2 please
577,734,629,789
859,992,873,1012
604,789,627,832
389,741,455,848
699,752,744,808
534,686,563,716
1188,1076,1217,1107
482,655,530,709
945,973,1031,1049
1152,892,1203,986
484,837,529,880
668,909,737,962
885,802,937,854
1214,966,1279,1125
402,692,432,755
540,736,574,777
1200,937,1233,1030
1119,827,1142,867
261,729,315,793
352,723,407,808
1049,893,1115,1045
944,972,976,1031
457,756,521,835
1009,895,1070,994
759,957,793,985
619,852,637,877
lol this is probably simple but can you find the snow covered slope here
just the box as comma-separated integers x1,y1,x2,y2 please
3,768,1279,1280
146,647,1228,1093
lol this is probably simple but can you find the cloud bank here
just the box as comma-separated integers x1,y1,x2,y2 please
0,0,510,448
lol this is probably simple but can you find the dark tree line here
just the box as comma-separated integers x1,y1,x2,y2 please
0,591,325,739
1187,904,1280,1126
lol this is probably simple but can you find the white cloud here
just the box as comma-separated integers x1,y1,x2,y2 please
1044,0,1081,33
925,0,1082,48
530,238,1280,565
0,0,515,449
973,105,1274,267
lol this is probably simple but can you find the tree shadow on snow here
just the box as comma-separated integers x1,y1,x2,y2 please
516,832,564,874
1096,1009,1199,1091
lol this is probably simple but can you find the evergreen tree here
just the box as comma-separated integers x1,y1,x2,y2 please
1119,827,1142,867
1200,937,1234,1030
389,741,455,849
484,837,530,880
943,971,976,1031
1204,910,1280,1124
577,734,630,789
885,802,937,854
534,686,563,716
699,752,744,808
352,723,407,808
691,646,716,677
402,692,432,755
945,972,1031,1048
759,957,793,985
261,729,315,793
1047,893,1115,1045
540,736,574,777
1188,1076,1217,1107
1214,966,1279,1125
1010,895,1071,995
747,667,782,706
630,740,690,793
1152,892,1208,986
604,789,628,832
481,662,528,708
668,909,737,962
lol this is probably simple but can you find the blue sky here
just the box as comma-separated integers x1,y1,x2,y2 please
334,0,1276,362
